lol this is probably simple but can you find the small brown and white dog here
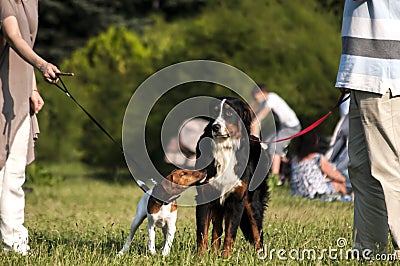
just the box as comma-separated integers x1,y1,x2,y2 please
118,169,206,256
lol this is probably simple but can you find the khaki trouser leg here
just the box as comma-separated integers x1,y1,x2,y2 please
349,90,400,252
0,115,30,254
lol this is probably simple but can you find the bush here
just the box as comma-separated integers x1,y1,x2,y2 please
26,163,64,186
35,0,343,173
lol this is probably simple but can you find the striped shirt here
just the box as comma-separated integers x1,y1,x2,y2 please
335,0,400,96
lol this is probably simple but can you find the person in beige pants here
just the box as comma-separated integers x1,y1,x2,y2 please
0,0,60,255
348,91,400,254
336,0,400,256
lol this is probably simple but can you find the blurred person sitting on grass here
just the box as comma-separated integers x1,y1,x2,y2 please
0,0,60,255
290,130,351,201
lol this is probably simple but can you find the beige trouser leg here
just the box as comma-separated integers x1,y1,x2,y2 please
349,90,400,252
0,115,30,254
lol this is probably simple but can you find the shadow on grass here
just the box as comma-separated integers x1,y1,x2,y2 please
32,229,141,256
31,228,198,258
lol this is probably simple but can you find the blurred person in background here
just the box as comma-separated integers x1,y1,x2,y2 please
325,98,351,195
290,130,350,201
251,83,301,186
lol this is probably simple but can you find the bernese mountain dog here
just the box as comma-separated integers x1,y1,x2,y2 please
195,96,269,258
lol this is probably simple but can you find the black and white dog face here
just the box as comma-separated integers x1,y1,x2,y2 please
197,97,255,204
210,97,254,140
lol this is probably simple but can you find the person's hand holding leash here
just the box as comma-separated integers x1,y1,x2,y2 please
38,61,60,83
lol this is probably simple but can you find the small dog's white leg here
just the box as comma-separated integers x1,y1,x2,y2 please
161,211,177,256
118,194,149,256
148,221,157,255
161,226,170,256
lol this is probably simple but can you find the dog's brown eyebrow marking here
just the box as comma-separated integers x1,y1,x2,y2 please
224,116,242,139
170,201,178,212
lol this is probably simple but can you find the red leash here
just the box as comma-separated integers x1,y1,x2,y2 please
253,93,349,144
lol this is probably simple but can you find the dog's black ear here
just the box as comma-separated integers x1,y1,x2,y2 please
239,102,255,133
155,178,186,203
152,182,170,203
243,109,254,125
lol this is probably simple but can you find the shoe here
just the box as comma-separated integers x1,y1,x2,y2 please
341,195,352,202
3,243,30,256
319,193,342,202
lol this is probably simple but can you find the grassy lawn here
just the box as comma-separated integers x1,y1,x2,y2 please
0,166,394,265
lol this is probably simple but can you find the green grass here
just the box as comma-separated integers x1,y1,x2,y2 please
0,169,394,265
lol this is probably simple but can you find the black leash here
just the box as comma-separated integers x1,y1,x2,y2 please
53,76,154,193
53,76,123,152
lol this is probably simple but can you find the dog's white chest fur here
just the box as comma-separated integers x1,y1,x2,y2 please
210,138,242,204
148,202,177,228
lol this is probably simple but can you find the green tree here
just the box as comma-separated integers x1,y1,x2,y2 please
36,27,153,170
146,0,343,131
36,0,207,64
35,0,344,173
318,0,345,17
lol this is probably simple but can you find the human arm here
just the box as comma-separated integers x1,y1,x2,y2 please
320,155,345,183
30,72,44,114
250,105,271,136
1,16,59,83
255,105,270,122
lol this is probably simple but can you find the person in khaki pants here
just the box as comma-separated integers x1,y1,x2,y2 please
336,0,400,256
0,0,60,255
